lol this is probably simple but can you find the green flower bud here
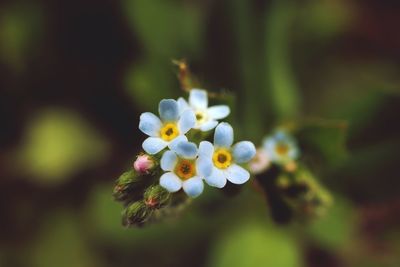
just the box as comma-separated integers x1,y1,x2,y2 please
143,185,171,209
122,201,153,227
113,170,144,203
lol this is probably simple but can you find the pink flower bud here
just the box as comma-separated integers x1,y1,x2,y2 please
133,154,155,174
249,148,271,175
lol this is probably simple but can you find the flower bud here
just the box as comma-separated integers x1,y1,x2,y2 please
113,170,144,202
144,185,171,209
133,154,156,175
249,148,271,175
122,201,153,227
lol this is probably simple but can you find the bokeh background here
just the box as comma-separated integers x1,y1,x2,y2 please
1,0,400,266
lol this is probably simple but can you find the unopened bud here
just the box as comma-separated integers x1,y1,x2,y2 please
144,185,171,209
249,148,271,175
134,154,156,175
113,170,143,202
122,201,153,227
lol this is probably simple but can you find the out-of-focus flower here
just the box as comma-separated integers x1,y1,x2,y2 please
159,141,212,197
200,122,256,188
249,148,271,174
139,99,196,154
133,154,156,174
178,89,230,131
263,130,299,165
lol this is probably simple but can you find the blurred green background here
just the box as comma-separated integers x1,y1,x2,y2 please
1,0,400,266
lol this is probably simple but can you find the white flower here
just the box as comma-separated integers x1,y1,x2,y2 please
262,130,299,164
177,89,230,131
200,122,256,188
139,99,196,155
159,141,212,197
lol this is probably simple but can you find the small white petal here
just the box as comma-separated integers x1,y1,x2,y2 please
288,146,300,159
214,122,234,148
207,105,230,120
205,167,227,188
178,109,196,134
182,176,204,197
199,141,214,158
189,89,208,109
160,150,177,171
168,135,188,151
159,99,179,122
142,137,168,155
225,164,250,184
177,97,190,114
160,172,182,192
196,156,213,177
173,141,198,159
139,112,162,137
199,120,218,131
232,141,256,163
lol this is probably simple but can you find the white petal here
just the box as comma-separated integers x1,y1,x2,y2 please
196,156,213,177
178,109,196,134
199,120,218,131
214,122,234,148
182,176,204,197
225,164,250,184
173,141,198,159
199,141,214,158
159,99,179,122
189,89,208,109
168,135,188,151
138,112,162,137
205,167,227,188
207,105,230,120
160,172,182,192
160,150,177,171
232,141,256,163
142,137,168,155
177,97,190,114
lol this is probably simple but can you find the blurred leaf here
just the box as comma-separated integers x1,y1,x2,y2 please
123,0,203,57
298,0,353,39
0,2,43,72
231,0,265,140
297,118,348,166
124,59,176,111
307,196,355,249
15,108,109,184
208,222,301,267
29,212,99,267
265,1,301,122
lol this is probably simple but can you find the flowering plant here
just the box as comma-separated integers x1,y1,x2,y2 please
113,62,334,227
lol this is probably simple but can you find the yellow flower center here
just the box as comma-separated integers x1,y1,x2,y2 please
160,123,179,141
175,159,196,180
195,111,208,125
213,148,232,169
275,142,289,156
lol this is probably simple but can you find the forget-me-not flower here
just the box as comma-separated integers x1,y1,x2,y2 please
262,130,299,164
199,122,256,188
178,89,230,131
139,99,196,155
159,141,212,197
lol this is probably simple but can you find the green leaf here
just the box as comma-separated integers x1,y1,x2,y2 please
14,109,109,185
208,222,301,267
29,212,98,267
297,118,348,166
306,196,355,249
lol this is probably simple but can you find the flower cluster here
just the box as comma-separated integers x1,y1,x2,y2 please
138,89,256,197
113,65,334,227
249,129,332,223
